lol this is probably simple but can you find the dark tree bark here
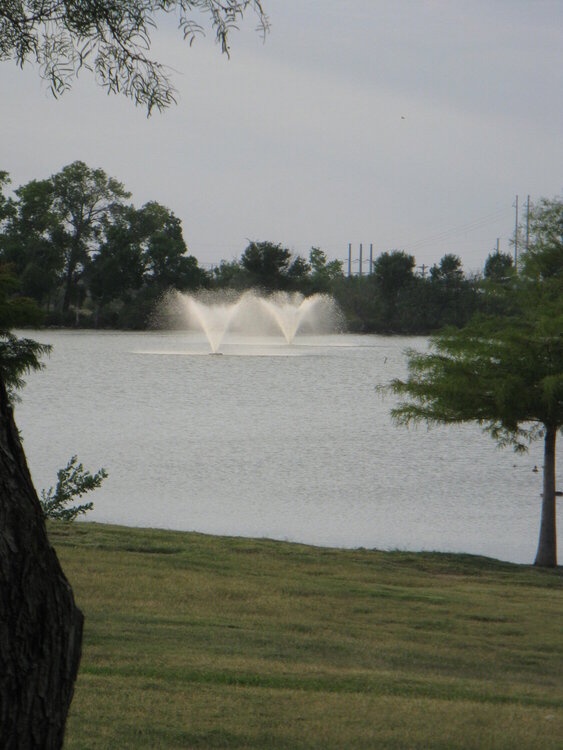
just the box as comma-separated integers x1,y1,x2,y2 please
0,378,83,748
61,246,80,315
534,425,558,567
61,267,74,315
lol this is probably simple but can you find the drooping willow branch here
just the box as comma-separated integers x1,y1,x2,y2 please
0,1,269,113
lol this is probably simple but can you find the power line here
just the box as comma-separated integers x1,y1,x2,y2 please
398,206,512,253
191,202,522,268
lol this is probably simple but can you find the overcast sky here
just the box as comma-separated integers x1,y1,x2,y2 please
2,0,562,274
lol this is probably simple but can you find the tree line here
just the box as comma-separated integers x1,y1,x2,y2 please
1,161,518,334
0,163,207,329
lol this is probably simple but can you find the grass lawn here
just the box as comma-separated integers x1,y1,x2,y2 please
50,522,563,750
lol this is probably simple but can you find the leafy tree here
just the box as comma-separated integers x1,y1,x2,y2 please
50,161,131,313
1,170,209,325
1,163,132,315
88,200,207,328
484,251,514,282
0,170,14,224
87,205,145,324
40,456,107,522
0,0,269,114
240,240,305,291
429,253,464,284
308,247,343,293
285,255,311,289
523,197,563,279
0,177,63,308
214,244,341,295
391,274,436,333
372,250,416,329
212,258,246,289
138,201,206,292
373,250,415,292
427,254,476,329
383,201,563,567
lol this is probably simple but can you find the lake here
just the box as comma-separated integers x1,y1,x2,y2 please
15,329,557,564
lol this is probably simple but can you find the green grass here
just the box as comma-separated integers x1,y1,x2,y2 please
50,522,563,749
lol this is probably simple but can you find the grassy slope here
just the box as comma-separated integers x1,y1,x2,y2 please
51,522,563,750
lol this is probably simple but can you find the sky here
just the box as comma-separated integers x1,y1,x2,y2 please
2,0,562,275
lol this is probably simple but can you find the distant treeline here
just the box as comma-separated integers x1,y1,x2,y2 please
0,161,515,333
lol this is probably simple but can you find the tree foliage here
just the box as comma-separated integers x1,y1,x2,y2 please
0,177,62,306
382,197,563,567
240,240,293,289
236,240,310,291
0,0,269,113
52,161,132,312
40,455,107,522
387,297,561,450
308,247,343,293
87,205,145,312
0,265,50,400
373,250,415,296
522,197,563,280
0,163,205,327
484,251,514,282
138,200,205,291
371,250,416,329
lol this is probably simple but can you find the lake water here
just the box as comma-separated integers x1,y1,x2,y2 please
15,330,558,564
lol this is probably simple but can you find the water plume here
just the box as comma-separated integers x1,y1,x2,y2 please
160,290,341,353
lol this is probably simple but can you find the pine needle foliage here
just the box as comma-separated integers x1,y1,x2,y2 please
40,456,108,522
387,287,562,451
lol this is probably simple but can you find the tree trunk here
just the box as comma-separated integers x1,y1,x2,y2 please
0,378,83,748
61,266,73,314
534,425,558,567
62,238,81,315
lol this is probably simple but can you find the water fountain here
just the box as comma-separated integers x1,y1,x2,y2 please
258,293,328,345
161,290,341,353
180,296,242,354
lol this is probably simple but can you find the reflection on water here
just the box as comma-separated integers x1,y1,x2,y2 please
15,330,557,564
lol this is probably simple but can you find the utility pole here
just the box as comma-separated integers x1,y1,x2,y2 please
526,194,531,252
348,243,352,277
369,243,373,274
496,238,500,255
514,194,519,270
359,243,363,276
